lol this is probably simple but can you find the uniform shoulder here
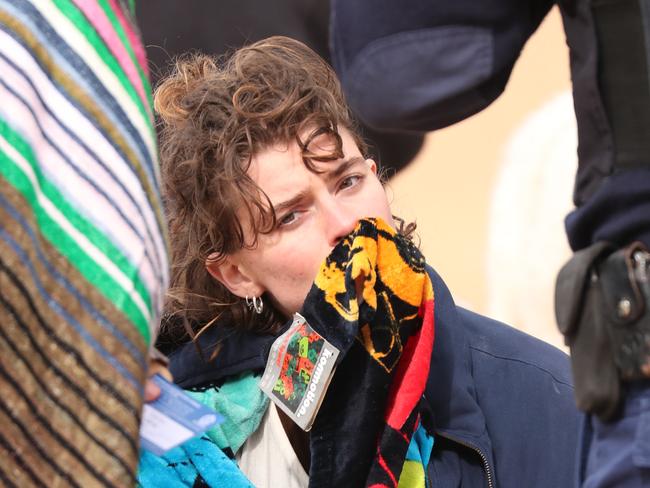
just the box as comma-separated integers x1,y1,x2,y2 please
456,307,573,388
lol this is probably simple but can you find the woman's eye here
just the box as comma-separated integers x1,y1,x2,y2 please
278,211,298,227
339,175,361,190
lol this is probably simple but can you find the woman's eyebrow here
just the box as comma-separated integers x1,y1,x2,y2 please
272,190,310,215
325,156,365,183
272,157,364,213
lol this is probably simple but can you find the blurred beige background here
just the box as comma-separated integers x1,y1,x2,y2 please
389,7,575,349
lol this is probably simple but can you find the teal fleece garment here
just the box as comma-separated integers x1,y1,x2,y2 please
137,372,268,487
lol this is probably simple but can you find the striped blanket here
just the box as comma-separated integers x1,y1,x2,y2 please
0,0,168,485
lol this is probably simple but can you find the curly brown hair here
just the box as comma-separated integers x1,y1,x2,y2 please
155,36,370,341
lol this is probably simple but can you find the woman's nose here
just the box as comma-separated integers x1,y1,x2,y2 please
323,200,359,246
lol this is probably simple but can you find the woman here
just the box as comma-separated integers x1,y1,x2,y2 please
139,36,579,487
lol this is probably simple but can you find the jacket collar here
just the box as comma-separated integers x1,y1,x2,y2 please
169,324,274,389
424,266,495,475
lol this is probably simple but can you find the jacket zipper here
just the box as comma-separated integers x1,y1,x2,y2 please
435,432,495,488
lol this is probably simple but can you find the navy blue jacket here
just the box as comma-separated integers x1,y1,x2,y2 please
169,267,580,487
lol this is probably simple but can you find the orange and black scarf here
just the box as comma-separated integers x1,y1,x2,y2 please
300,217,435,487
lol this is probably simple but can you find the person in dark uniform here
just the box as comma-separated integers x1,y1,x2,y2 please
329,2,650,485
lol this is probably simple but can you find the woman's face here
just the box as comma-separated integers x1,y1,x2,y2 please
207,128,394,318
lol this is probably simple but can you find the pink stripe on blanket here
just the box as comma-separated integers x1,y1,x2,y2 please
108,0,150,78
72,0,149,110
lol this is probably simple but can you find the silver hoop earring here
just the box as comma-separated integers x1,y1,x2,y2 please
245,295,263,314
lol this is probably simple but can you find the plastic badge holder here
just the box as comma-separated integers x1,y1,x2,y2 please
259,313,339,431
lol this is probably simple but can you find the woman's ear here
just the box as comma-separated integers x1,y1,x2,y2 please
365,158,378,174
205,252,264,298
